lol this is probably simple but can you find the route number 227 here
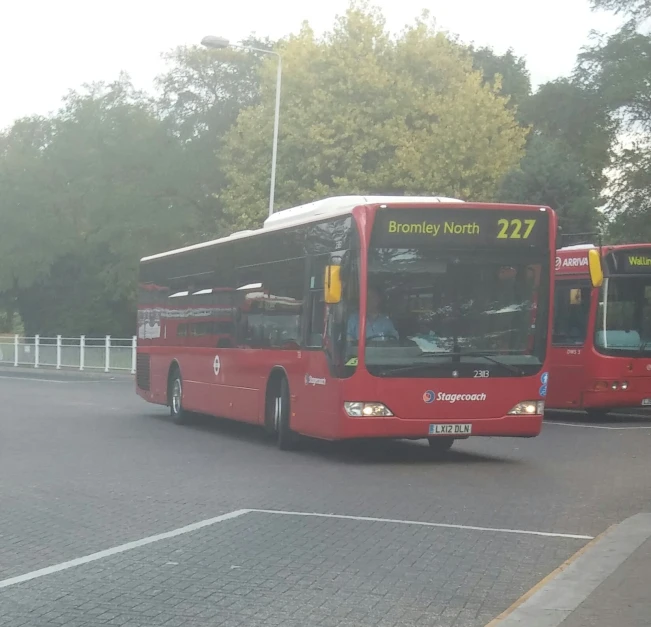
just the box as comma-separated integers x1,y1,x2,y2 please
497,219,536,239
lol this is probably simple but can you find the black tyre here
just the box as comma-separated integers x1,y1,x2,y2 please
169,370,188,425
427,437,454,453
274,377,299,451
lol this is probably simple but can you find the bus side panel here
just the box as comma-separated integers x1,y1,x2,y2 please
288,351,341,440
547,345,585,408
181,347,261,424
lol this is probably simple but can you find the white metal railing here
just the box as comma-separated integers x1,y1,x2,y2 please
0,335,137,374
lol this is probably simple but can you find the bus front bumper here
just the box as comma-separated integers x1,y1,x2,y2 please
336,413,543,440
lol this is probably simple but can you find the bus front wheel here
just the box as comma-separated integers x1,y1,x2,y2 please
427,437,454,453
274,377,299,451
169,369,188,425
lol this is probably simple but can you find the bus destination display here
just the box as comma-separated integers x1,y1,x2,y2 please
372,209,548,247
605,249,651,275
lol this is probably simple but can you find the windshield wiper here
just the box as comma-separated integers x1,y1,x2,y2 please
640,341,651,353
377,352,527,376
378,359,450,376
449,351,526,376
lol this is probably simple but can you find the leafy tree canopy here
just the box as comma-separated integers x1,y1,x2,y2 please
580,1,651,241
222,6,528,229
590,0,651,25
498,136,601,234
470,47,531,111
520,79,615,190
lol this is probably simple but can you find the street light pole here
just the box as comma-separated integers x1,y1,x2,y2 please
201,35,282,217
268,55,281,219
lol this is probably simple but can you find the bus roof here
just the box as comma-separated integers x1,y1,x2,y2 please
557,244,597,251
141,195,463,262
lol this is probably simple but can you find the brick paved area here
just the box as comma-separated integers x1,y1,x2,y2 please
1,372,650,626
0,511,585,627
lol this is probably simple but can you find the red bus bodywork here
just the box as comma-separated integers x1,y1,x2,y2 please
136,197,556,444
547,244,651,413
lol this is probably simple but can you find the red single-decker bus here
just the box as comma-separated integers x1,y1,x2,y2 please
136,196,556,451
547,243,651,416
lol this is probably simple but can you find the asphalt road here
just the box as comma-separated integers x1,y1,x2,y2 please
1,369,650,627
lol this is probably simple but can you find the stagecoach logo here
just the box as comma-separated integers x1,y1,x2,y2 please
305,374,326,386
213,355,221,376
424,390,487,404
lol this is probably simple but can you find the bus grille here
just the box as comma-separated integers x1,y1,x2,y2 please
136,354,151,391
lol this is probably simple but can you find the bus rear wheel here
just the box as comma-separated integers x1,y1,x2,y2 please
427,437,454,453
169,370,188,425
273,377,299,451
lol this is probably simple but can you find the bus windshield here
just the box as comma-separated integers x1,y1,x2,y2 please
360,247,548,377
595,276,651,356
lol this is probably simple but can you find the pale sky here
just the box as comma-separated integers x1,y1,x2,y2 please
1,0,621,130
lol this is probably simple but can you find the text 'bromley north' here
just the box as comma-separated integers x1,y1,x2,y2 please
388,220,480,236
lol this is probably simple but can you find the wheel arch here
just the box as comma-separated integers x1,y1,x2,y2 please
264,366,290,428
166,360,182,405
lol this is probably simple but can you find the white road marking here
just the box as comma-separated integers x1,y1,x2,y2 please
0,507,592,591
249,509,594,540
546,421,651,431
0,509,250,591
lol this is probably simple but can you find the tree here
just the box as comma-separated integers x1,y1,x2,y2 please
579,3,651,241
519,79,615,191
155,39,271,239
499,136,601,234
0,76,200,336
470,47,531,111
590,0,651,25
221,7,528,230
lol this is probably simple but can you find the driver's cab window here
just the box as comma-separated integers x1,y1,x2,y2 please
552,280,591,345
347,284,399,345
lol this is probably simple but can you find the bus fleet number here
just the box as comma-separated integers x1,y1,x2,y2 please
497,219,536,239
473,370,490,378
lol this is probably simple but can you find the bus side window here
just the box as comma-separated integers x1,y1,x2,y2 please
263,257,304,349
552,280,591,346
306,256,327,348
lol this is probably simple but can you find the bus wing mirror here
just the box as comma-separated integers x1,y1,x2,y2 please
588,249,604,288
324,265,342,304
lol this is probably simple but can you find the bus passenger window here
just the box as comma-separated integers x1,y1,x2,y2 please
307,294,325,347
306,256,328,348
552,281,591,345
263,257,305,349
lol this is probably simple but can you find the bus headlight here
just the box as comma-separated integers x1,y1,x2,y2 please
344,402,393,417
508,401,545,415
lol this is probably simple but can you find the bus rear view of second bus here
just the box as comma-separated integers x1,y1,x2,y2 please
548,243,651,417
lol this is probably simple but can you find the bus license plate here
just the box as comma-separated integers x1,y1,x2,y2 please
642,399,651,406
429,423,472,436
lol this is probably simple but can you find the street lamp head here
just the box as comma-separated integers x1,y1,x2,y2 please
201,35,230,49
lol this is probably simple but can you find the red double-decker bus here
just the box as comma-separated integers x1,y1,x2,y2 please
547,243,651,416
136,196,556,450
